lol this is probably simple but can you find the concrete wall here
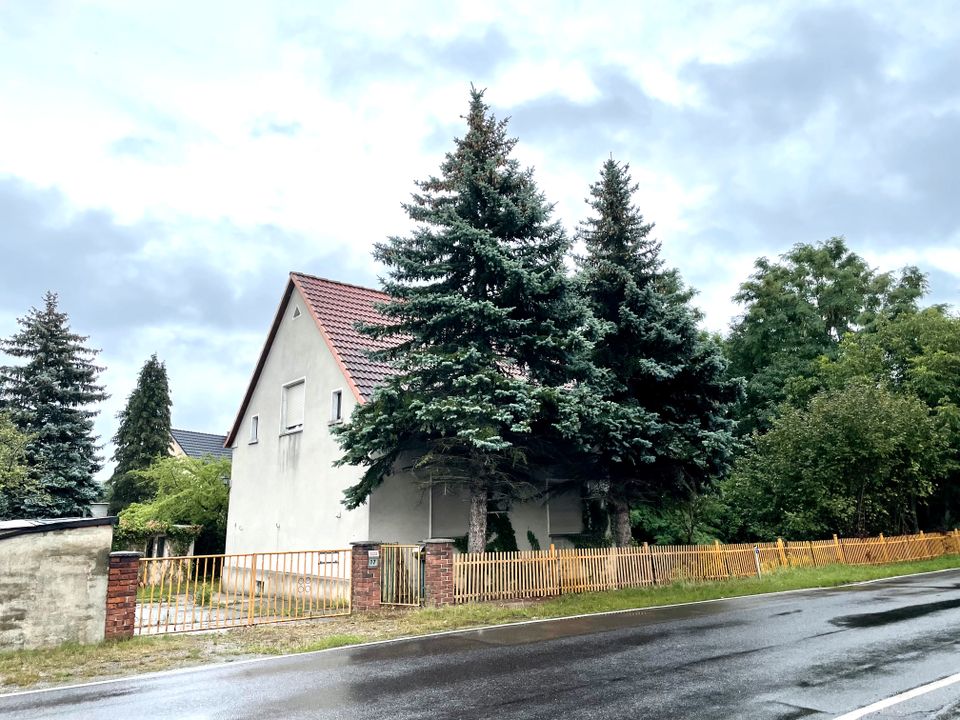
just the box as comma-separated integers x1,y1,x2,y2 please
226,285,369,554
368,468,431,544
0,524,112,650
431,483,470,539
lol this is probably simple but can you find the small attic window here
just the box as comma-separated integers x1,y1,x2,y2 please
330,389,343,423
293,305,302,319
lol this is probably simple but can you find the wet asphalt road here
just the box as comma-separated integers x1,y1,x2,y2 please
3,570,960,720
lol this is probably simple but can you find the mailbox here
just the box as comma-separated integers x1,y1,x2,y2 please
368,549,380,568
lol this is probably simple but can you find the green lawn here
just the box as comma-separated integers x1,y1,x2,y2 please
3,554,959,692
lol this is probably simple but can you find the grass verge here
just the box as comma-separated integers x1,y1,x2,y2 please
3,554,959,692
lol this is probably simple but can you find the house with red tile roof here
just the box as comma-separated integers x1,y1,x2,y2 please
223,272,582,554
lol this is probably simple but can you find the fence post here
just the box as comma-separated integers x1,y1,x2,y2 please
714,540,727,578
776,537,787,567
643,542,656,585
609,545,619,589
422,539,455,607
833,534,846,564
246,552,258,626
350,541,382,613
879,533,889,563
105,551,142,641
550,544,560,596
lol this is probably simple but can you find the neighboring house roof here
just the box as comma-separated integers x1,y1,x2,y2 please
170,429,233,460
224,272,395,447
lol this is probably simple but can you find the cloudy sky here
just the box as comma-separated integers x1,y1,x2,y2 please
1,1,957,477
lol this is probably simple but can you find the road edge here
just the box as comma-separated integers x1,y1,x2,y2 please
2,565,959,700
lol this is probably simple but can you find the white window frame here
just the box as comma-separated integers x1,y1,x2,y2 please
280,378,306,435
330,388,343,424
249,414,259,444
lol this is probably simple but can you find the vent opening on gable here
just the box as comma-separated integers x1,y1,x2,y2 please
293,305,302,319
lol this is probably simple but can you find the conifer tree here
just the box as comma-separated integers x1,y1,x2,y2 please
576,159,739,545
0,292,107,517
334,88,590,552
106,354,172,513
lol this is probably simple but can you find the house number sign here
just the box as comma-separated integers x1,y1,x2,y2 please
368,549,380,568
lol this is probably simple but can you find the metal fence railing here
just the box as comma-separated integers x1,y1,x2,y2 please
136,549,351,635
453,531,960,604
380,544,423,606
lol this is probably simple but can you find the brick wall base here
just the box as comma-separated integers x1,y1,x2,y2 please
423,539,454,607
104,551,142,641
351,542,382,612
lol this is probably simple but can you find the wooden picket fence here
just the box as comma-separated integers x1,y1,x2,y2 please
453,530,960,604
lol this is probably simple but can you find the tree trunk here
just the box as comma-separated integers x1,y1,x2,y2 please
468,487,487,554
610,499,632,547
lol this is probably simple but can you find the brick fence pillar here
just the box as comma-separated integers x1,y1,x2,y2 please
350,541,382,612
423,539,455,607
105,551,142,641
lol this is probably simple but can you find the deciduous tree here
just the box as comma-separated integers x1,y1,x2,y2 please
0,412,46,519
119,456,230,554
723,381,946,539
726,238,926,434
814,307,960,528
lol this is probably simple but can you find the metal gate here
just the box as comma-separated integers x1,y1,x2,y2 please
380,544,424,606
135,549,351,635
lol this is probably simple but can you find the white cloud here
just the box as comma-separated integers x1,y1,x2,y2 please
1,0,957,480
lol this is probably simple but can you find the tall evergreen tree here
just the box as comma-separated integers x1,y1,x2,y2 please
334,88,590,552
575,159,739,546
0,292,107,517
106,354,172,513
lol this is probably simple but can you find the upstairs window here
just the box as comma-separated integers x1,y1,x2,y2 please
249,415,259,443
331,389,343,423
282,380,305,432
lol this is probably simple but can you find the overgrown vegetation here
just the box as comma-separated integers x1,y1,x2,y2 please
115,456,230,554
0,412,34,519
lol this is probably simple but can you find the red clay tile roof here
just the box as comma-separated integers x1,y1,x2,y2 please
290,272,396,401
225,272,397,447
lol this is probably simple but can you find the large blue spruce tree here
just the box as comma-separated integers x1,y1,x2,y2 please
335,88,590,552
576,159,739,545
0,292,107,517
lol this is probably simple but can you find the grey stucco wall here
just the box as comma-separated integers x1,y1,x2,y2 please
226,285,370,554
369,474,583,550
0,524,112,650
